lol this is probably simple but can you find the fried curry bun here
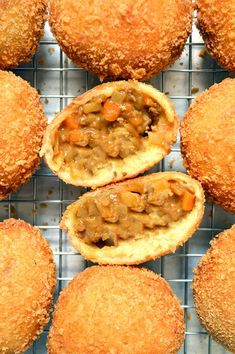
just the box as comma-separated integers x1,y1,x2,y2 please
41,80,179,188
181,78,235,213
0,70,47,200
47,266,185,354
196,0,235,72
61,172,204,265
192,225,235,352
0,0,47,69
0,218,56,353
49,0,192,80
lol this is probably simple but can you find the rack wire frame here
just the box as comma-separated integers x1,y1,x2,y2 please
0,21,234,354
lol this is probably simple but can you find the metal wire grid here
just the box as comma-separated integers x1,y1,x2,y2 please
0,21,234,354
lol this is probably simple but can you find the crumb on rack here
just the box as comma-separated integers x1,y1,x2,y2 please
45,98,49,105
168,158,175,169
38,58,45,65
187,312,191,321
191,87,199,94
199,47,207,58
48,47,55,55
10,205,16,215
32,208,37,215
43,222,48,226
40,203,47,208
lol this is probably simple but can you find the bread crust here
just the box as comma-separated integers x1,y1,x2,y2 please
61,172,205,265
41,80,179,188
196,0,235,72
47,266,185,354
0,218,56,353
0,70,47,200
49,0,192,80
180,78,235,213
192,225,235,352
0,0,47,69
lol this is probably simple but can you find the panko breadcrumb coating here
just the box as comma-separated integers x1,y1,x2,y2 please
192,225,235,352
0,218,56,354
47,266,185,354
0,70,47,200
0,0,47,69
196,0,235,72
180,78,235,213
49,0,193,80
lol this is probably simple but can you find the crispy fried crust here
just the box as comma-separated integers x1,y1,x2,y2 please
61,172,205,265
47,266,185,354
0,70,47,200
0,218,56,354
0,0,47,69
192,225,235,352
195,0,235,72
49,0,192,80
180,78,235,213
41,80,179,188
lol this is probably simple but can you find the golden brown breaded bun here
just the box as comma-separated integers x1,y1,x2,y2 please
0,218,56,354
41,80,179,188
0,70,47,200
61,172,205,265
0,0,47,69
196,0,235,72
180,78,235,213
47,266,185,354
192,225,235,352
49,0,192,80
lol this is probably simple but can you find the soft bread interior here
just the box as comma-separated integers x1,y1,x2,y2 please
61,172,205,265
41,81,178,188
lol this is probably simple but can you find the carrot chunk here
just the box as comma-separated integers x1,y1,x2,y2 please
126,182,145,194
69,129,82,142
182,190,195,211
153,179,169,192
143,93,154,106
102,99,121,121
63,116,79,129
69,129,89,146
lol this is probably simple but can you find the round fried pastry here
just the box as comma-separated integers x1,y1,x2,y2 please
196,0,235,72
0,70,47,200
180,78,235,213
0,0,47,69
49,0,192,80
0,218,56,353
47,266,185,354
192,225,235,352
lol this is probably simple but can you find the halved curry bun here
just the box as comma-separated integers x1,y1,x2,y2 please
41,80,179,188
60,172,205,265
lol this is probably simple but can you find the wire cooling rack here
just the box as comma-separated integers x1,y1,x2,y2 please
0,20,234,354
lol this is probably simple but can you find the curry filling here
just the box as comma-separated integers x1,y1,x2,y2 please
71,179,196,247
53,87,174,175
